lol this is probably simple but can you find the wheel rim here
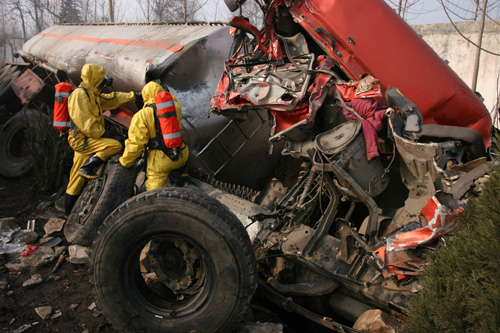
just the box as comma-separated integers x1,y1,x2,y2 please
76,176,105,224
126,233,214,319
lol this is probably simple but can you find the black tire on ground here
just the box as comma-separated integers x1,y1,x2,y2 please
92,187,256,332
64,161,137,246
0,109,39,178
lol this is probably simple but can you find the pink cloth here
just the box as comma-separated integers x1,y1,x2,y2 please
343,99,387,160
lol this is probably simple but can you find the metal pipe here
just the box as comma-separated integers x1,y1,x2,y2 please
267,278,339,296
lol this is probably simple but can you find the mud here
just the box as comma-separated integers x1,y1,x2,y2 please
0,174,113,332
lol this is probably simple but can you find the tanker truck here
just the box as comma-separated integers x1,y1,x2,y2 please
0,0,495,331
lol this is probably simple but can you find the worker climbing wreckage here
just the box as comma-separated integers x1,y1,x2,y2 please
63,64,136,218
0,0,497,331
119,81,190,191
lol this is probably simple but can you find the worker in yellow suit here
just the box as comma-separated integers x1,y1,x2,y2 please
64,64,136,217
119,81,189,191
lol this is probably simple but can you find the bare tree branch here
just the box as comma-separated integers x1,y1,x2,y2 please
439,0,500,56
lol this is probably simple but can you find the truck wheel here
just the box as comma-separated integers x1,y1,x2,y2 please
0,109,38,178
64,161,137,246
92,187,256,332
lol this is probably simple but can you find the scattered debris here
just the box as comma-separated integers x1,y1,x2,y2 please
0,217,18,230
12,322,39,333
22,273,43,288
0,279,8,289
50,309,62,319
39,236,55,245
51,254,66,273
54,246,66,256
20,244,39,256
40,236,62,247
35,306,52,320
1,218,40,254
26,219,35,231
7,290,14,296
0,243,24,254
353,309,402,333
237,322,284,333
69,303,79,311
5,247,56,272
88,302,97,311
68,245,90,265
19,231,38,244
43,217,65,236
36,201,52,211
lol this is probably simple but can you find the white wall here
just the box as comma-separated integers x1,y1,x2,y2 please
413,20,500,126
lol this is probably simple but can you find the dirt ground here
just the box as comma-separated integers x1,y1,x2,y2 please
0,173,326,333
0,174,115,333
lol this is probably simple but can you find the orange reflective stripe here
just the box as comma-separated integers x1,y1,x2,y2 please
37,32,183,53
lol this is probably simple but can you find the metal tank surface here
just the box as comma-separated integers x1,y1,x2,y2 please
19,23,277,189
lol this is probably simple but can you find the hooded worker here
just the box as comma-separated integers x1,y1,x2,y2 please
64,64,136,217
119,81,189,191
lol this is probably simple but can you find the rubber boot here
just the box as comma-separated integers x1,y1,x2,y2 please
78,154,104,179
171,166,190,187
64,193,79,218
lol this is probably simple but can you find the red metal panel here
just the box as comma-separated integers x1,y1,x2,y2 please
11,69,45,105
290,0,491,147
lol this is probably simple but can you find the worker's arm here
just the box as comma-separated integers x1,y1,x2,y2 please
119,108,151,168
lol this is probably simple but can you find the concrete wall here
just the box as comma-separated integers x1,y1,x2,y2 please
413,20,500,126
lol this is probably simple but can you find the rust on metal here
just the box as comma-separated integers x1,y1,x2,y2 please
11,69,45,105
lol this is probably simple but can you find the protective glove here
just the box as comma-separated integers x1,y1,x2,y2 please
134,91,143,111
134,91,142,101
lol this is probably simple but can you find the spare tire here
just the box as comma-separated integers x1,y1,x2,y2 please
0,109,43,178
64,161,137,246
92,187,256,332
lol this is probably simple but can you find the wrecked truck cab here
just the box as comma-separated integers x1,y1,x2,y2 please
211,0,491,146
203,0,493,329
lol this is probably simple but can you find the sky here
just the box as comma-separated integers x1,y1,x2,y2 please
117,0,497,27
405,0,451,25
396,0,500,25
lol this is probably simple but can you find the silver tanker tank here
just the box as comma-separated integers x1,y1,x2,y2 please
20,23,278,190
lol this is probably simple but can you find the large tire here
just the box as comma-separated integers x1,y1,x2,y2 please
64,161,137,246
0,109,40,177
92,187,256,332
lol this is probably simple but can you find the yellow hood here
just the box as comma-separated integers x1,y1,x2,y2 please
80,64,106,89
142,81,164,106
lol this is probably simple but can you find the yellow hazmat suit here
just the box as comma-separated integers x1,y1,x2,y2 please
119,82,189,191
66,64,135,196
